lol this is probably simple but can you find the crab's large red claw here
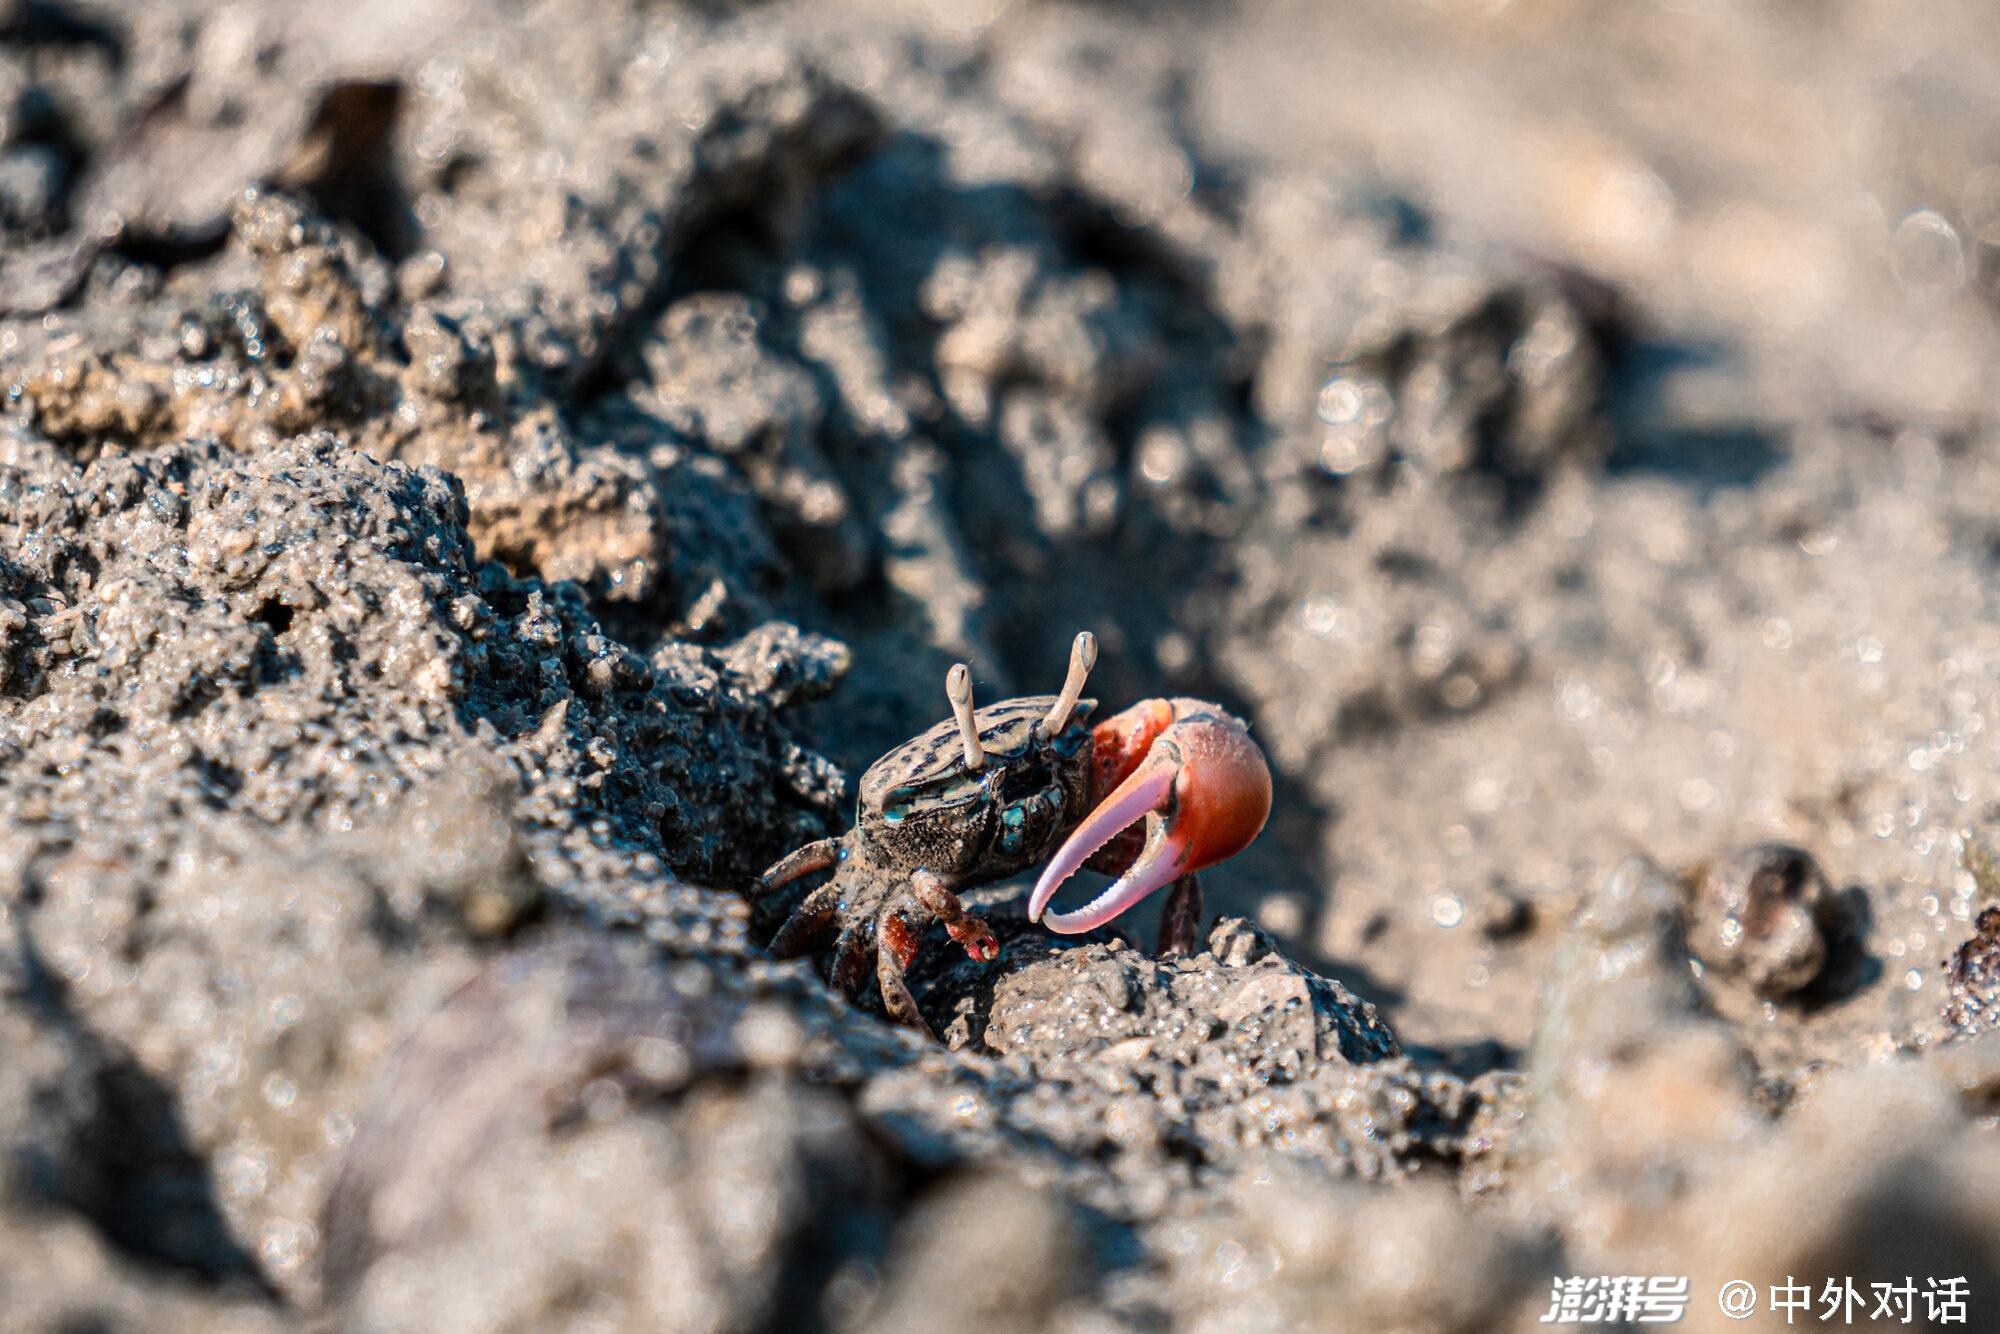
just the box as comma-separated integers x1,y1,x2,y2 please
1028,700,1272,935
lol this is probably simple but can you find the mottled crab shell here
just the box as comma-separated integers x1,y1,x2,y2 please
860,695,1097,810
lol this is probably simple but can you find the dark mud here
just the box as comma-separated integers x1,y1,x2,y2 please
5,1,2000,1331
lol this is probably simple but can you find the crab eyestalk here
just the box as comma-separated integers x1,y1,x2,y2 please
1028,698,1271,935
945,662,985,771
1038,631,1098,738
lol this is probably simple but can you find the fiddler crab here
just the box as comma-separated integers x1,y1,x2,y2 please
755,632,1272,1037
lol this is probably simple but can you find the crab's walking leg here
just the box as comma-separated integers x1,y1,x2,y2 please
830,917,878,996
912,868,999,962
875,906,937,1039
1156,872,1204,957
756,838,840,895
769,883,841,958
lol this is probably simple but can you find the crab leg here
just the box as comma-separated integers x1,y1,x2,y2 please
913,869,998,962
769,882,841,957
756,837,841,895
830,917,877,995
1028,699,1270,936
876,906,936,1038
1156,872,1204,956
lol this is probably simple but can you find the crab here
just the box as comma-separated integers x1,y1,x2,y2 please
754,632,1272,1037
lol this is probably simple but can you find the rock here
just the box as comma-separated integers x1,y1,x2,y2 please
888,913,1508,1203
634,294,871,593
1686,843,1841,1001
324,935,898,1332
1942,907,2000,1040
1522,857,1765,1256
0,143,66,235
861,1175,1084,1334
1163,1170,1543,1334
1670,1063,2000,1325
0,1209,280,1334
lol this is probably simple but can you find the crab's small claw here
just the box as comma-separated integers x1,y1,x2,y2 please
1028,699,1271,934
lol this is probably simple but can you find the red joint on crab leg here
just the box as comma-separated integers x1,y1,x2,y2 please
950,922,1000,962
1028,699,1272,935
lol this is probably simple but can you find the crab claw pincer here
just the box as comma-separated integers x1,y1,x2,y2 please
1027,699,1272,935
